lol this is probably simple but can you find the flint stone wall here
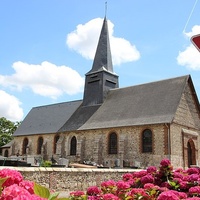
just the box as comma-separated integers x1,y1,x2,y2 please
0,167,138,194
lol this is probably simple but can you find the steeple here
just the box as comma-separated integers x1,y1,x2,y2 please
82,17,119,107
89,17,113,73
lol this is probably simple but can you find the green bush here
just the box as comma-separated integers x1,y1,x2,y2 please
40,160,52,167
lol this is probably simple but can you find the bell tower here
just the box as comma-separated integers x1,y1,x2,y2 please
82,17,119,106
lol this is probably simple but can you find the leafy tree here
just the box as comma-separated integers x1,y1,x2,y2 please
0,117,21,147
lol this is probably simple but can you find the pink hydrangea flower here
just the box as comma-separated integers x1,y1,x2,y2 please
69,190,85,197
19,180,34,194
179,181,189,190
122,173,133,181
140,174,154,185
189,186,200,195
160,159,171,167
147,166,157,174
0,169,23,187
173,172,184,179
144,183,159,190
157,190,180,200
187,168,199,175
101,180,116,188
189,174,199,182
0,184,46,200
133,170,147,178
87,186,101,196
116,180,130,190
128,188,148,197
102,193,119,200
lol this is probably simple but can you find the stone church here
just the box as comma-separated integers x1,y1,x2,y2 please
2,17,200,169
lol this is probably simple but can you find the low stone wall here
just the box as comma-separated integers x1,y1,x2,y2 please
0,167,138,195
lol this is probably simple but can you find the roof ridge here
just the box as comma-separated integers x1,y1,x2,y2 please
32,99,82,109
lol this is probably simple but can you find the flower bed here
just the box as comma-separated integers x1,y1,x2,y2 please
1,159,200,199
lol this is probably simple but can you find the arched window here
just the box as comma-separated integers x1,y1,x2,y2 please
53,135,60,154
70,136,77,155
37,137,43,154
108,132,118,154
4,150,8,157
142,129,152,153
22,138,29,155
187,139,196,167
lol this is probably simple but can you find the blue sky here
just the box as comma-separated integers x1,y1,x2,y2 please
0,0,200,122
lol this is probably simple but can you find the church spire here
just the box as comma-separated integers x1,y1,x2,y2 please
82,17,118,107
89,17,113,73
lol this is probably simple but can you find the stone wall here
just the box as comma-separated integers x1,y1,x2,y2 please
0,167,138,195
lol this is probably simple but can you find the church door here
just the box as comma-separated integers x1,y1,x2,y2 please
187,139,196,167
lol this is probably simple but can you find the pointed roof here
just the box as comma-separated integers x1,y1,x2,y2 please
88,17,113,74
13,74,200,136
13,100,82,136
79,75,194,130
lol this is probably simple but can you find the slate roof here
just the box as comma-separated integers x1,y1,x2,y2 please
13,100,82,136
79,75,190,130
13,74,199,136
88,17,113,74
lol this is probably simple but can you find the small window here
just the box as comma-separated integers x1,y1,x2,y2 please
22,138,29,155
37,137,43,154
142,129,152,153
108,132,118,154
53,135,60,154
4,150,8,157
70,136,77,155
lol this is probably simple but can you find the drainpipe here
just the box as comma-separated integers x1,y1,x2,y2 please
165,123,171,161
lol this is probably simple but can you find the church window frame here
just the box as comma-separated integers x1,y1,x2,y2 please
53,134,60,154
22,137,29,155
37,136,43,154
70,136,77,156
142,129,153,153
108,132,118,154
4,149,8,157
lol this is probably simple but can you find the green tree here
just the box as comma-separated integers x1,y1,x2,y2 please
0,117,21,147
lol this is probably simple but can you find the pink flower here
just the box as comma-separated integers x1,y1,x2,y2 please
70,190,85,197
87,186,101,196
133,170,147,178
101,180,116,188
19,180,34,194
102,193,119,200
144,183,159,190
160,181,171,189
178,191,188,199
160,159,171,167
116,180,130,190
147,166,157,174
140,174,154,184
0,184,31,200
179,181,189,190
0,169,23,187
157,190,180,200
122,173,133,181
189,186,200,195
189,174,199,182
88,196,101,200
187,168,199,175
128,188,148,197
173,172,184,179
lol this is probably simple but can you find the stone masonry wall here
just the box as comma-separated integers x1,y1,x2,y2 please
0,167,138,195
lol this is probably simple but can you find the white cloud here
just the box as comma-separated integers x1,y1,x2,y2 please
0,90,23,121
67,18,140,66
177,25,200,70
0,61,84,99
